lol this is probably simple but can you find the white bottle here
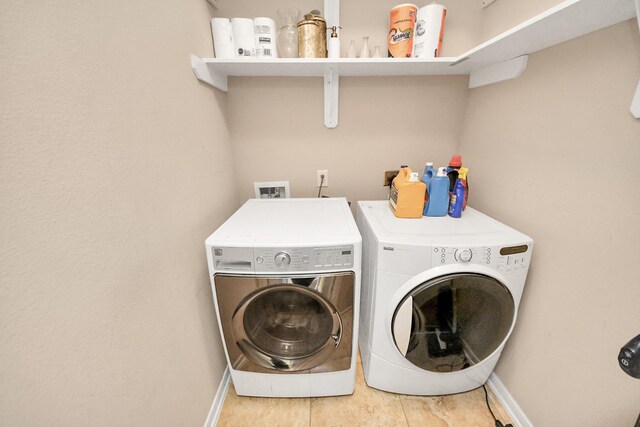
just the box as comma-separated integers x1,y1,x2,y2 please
328,26,341,59
372,45,383,58
347,40,357,58
360,36,370,58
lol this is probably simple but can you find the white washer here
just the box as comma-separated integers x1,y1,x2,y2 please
205,198,361,397
356,201,533,395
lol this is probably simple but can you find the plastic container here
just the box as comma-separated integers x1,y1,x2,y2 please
460,167,469,210
424,167,449,217
420,162,434,209
389,168,426,218
447,154,462,192
421,162,435,188
448,167,468,218
328,26,341,58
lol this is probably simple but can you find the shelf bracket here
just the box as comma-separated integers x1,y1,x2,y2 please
324,67,339,128
191,55,228,92
468,55,528,89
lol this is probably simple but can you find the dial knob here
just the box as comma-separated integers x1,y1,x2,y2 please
274,252,291,266
456,249,473,263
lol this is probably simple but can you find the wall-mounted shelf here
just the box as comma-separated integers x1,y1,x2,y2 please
192,0,638,127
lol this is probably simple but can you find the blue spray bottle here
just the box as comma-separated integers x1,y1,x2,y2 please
448,167,468,218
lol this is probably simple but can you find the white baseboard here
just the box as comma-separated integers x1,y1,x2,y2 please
204,367,231,427
487,373,534,427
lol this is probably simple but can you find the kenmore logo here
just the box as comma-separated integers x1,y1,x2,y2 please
383,246,395,251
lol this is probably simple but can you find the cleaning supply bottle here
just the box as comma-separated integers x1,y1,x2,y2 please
421,162,435,188
424,167,449,217
460,167,469,210
447,154,462,193
420,162,435,211
448,167,468,218
389,167,426,218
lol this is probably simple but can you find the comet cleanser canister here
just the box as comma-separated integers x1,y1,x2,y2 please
388,3,417,58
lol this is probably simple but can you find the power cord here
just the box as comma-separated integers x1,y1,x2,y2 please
317,174,325,198
482,384,513,427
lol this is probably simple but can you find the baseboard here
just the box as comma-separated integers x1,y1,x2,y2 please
204,367,231,427
487,373,534,427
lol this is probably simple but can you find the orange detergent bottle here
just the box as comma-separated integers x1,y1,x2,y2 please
389,167,427,218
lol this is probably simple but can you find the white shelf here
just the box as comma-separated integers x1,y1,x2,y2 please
198,57,469,77
192,0,638,127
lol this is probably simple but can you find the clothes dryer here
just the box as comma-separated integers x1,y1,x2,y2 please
206,198,361,397
356,201,532,395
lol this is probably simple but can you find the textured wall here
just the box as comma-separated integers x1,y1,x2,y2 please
458,20,640,426
226,75,469,204
0,0,235,425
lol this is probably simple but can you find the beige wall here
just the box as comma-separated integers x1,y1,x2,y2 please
227,75,469,204
459,20,640,425
0,0,235,425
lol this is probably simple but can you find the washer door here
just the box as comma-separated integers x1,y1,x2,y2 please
392,273,515,373
232,284,343,371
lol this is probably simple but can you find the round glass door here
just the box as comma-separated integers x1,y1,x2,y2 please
392,273,514,373
232,284,342,371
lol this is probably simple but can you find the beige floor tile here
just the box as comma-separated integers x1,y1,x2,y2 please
309,354,408,427
218,354,513,427
218,383,310,427
400,387,511,427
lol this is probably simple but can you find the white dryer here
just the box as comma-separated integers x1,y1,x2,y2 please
205,198,361,397
356,201,532,395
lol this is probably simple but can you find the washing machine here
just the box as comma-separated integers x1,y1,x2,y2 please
205,198,361,397
356,200,532,395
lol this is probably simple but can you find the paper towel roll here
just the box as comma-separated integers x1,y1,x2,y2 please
231,18,256,57
211,18,235,59
412,3,447,58
254,17,277,58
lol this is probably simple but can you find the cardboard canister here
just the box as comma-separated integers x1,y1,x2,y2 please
388,3,417,58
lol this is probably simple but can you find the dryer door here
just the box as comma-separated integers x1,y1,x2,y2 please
392,273,514,373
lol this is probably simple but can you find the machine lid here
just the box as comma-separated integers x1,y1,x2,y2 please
206,198,360,247
231,283,342,371
392,273,515,373
357,200,531,247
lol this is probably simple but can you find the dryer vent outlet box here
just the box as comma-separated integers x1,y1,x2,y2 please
254,181,290,199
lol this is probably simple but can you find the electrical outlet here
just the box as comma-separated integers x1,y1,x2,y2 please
384,170,399,187
317,170,328,187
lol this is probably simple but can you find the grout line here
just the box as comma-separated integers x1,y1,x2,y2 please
398,395,411,427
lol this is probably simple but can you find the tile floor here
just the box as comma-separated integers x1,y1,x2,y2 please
218,355,513,427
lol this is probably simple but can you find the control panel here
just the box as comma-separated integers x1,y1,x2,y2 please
254,245,354,272
430,244,530,272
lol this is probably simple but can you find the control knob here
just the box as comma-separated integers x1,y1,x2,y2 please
274,252,291,266
456,249,473,263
